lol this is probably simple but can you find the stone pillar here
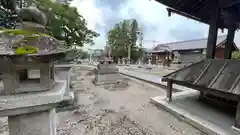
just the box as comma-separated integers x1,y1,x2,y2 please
206,3,219,59
224,25,235,59
148,58,151,66
8,109,57,135
0,60,73,135
128,45,131,65
40,64,51,86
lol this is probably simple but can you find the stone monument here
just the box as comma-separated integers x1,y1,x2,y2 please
0,4,74,135
93,57,123,86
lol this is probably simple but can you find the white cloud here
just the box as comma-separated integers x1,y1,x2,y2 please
117,0,209,47
71,0,108,49
71,0,105,30
71,0,240,49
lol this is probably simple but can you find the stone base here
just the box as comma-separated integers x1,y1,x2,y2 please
0,82,68,117
93,73,122,86
8,108,57,135
93,80,119,86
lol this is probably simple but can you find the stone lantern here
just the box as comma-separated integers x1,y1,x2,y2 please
0,5,74,135
0,54,58,94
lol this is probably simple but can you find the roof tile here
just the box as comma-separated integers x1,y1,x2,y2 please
153,35,227,52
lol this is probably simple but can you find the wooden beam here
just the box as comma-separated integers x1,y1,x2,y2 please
208,61,228,88
166,8,206,24
193,61,212,84
206,1,220,58
172,80,239,101
224,25,236,59
167,80,173,102
222,1,240,8
230,74,240,93
161,60,205,82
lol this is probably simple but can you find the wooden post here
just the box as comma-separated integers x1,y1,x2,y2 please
167,80,173,102
224,25,235,59
235,101,240,128
203,1,219,99
206,4,220,59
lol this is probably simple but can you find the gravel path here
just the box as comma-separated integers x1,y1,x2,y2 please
57,67,205,135
0,67,205,135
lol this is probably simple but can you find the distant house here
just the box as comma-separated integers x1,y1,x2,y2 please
149,35,239,65
141,48,153,63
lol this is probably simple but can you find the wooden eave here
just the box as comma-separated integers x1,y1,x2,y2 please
155,0,240,29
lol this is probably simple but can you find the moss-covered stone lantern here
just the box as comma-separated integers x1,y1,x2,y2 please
0,4,73,135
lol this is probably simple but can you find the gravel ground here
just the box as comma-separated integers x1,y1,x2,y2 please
57,67,205,135
0,66,205,135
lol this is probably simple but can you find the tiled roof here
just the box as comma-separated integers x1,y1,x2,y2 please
151,45,172,53
153,35,227,52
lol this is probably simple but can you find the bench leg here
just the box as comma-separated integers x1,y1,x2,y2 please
167,80,173,102
199,91,205,100
235,101,240,129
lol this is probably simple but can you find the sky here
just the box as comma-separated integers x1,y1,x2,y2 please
70,0,240,50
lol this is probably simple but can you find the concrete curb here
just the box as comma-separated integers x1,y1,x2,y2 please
123,75,167,93
119,71,179,91
118,69,195,93
151,93,231,135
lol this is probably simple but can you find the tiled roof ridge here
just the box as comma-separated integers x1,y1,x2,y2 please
156,35,227,46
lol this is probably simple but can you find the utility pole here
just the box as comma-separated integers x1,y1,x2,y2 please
88,49,93,64
139,31,143,65
128,43,131,65
127,32,131,65
106,44,111,58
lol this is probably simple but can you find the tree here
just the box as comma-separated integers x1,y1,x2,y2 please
33,0,99,48
0,0,99,48
232,51,240,60
61,49,88,63
0,0,40,28
0,0,18,28
107,19,143,62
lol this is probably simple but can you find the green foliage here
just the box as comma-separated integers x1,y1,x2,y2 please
0,1,18,28
14,46,37,54
0,0,99,48
107,19,143,62
33,0,100,47
232,51,240,60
